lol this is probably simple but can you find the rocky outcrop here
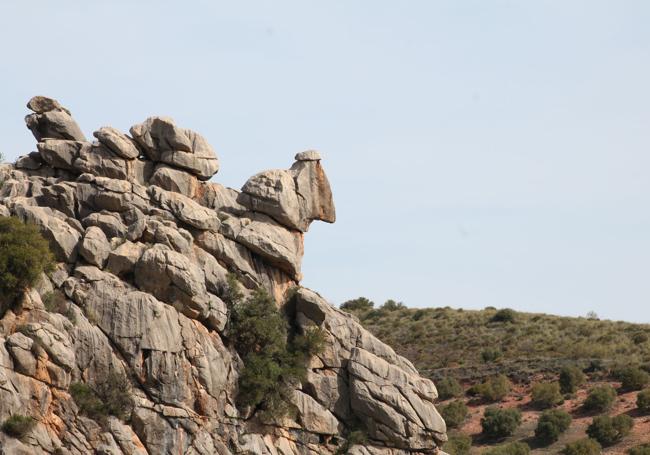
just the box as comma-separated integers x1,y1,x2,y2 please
0,97,446,454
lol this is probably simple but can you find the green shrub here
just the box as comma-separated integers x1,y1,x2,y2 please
629,444,650,455
616,366,650,392
230,288,325,419
586,414,634,446
380,299,405,311
531,382,563,409
340,297,374,312
481,348,503,363
481,406,522,439
0,217,55,309
483,442,530,455
70,370,133,424
490,308,516,323
631,332,649,345
1,414,35,438
469,375,511,403
535,409,572,444
442,433,472,455
43,289,76,324
559,365,586,394
440,400,468,428
437,377,464,400
562,438,602,455
582,385,616,412
637,388,650,413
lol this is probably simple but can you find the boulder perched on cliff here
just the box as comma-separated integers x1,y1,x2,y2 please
0,97,445,455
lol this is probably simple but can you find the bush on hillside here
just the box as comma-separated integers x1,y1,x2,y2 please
483,442,530,455
629,444,650,455
380,299,405,311
437,377,464,400
481,407,522,439
440,400,468,428
0,216,54,309
70,370,133,424
442,432,472,455
531,382,563,409
582,385,616,412
637,388,650,413
468,375,511,403
616,366,650,392
481,348,503,363
559,365,586,394
586,414,634,446
340,297,374,312
631,332,649,345
534,409,572,444
1,414,35,438
229,286,326,419
490,308,516,323
561,438,602,455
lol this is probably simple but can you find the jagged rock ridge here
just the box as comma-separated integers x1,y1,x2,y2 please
0,96,446,454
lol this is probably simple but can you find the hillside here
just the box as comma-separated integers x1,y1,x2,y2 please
343,300,650,454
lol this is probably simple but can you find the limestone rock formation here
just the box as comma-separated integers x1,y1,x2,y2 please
0,96,446,454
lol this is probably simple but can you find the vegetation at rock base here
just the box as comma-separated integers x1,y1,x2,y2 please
582,384,617,412
1,414,35,438
437,376,464,400
559,365,586,394
586,414,634,446
534,409,572,444
530,381,563,409
340,296,374,312
480,406,522,439
442,432,472,455
0,216,54,308
483,442,530,455
440,400,468,428
468,374,510,403
637,388,650,412
70,370,133,425
561,438,602,455
43,289,77,324
227,281,325,419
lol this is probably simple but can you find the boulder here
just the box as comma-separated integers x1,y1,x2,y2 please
149,186,220,231
79,226,110,268
93,126,141,159
25,96,86,142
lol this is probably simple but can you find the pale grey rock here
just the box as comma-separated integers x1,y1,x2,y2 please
82,211,127,239
294,150,322,161
149,164,198,197
15,153,43,170
27,95,68,114
154,224,193,254
106,241,146,277
292,390,340,435
130,117,219,179
94,126,141,159
25,98,86,142
79,226,110,268
37,139,85,170
149,186,220,231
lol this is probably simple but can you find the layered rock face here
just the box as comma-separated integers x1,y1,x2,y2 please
0,97,446,454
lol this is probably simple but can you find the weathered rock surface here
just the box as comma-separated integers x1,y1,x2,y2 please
0,97,445,455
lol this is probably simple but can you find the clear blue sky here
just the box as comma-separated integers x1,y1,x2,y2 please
1,1,649,322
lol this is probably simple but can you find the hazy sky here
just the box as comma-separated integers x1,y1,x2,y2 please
1,1,649,322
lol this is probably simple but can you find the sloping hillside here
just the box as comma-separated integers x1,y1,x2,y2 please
343,299,650,454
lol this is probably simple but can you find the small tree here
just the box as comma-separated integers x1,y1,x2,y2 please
468,375,511,403
531,382,563,409
481,407,522,439
380,299,405,311
617,366,650,392
437,377,464,400
483,442,530,455
481,348,503,363
440,400,468,429
340,297,374,312
442,432,472,455
559,365,586,394
583,385,616,412
561,438,601,455
0,217,55,309
637,388,650,413
490,308,517,323
535,409,572,444
586,414,634,446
